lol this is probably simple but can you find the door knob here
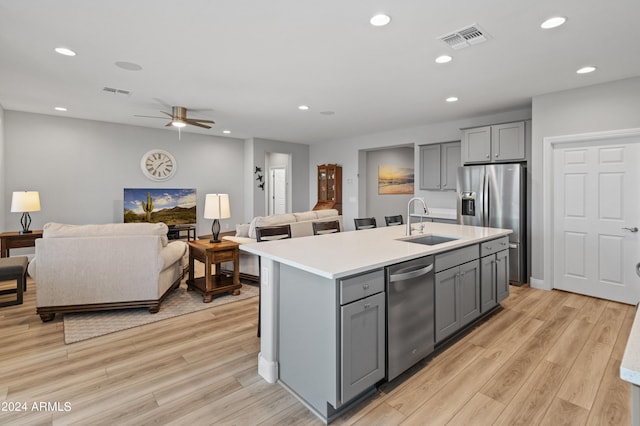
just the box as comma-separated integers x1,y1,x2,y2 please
622,227,639,232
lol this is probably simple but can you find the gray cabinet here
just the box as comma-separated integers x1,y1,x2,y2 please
278,266,385,421
340,291,385,403
480,249,509,312
462,121,526,164
480,237,510,313
434,245,480,343
419,141,461,190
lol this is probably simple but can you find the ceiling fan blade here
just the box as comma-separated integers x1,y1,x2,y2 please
134,114,165,119
188,118,215,124
184,119,212,129
164,121,173,127
161,111,173,118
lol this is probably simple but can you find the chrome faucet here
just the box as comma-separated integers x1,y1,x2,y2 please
406,197,430,236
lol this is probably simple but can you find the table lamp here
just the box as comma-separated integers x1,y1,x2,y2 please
204,193,230,243
11,191,41,234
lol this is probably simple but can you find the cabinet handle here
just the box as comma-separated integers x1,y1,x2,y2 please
364,303,371,309
486,154,490,158
363,283,369,289
443,183,447,187
460,271,466,277
495,153,499,157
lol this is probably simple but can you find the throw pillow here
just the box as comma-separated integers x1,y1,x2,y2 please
236,223,250,238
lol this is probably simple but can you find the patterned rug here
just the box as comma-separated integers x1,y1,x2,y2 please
63,283,258,344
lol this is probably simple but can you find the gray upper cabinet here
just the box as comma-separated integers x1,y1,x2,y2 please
462,121,526,164
419,141,461,190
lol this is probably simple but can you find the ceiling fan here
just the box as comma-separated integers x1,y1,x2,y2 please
136,106,215,129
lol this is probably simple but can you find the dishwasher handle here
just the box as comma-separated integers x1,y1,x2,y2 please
389,264,434,283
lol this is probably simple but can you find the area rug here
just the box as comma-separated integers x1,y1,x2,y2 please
63,284,258,344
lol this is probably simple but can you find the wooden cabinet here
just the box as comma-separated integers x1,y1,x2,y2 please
419,141,461,190
462,121,526,164
313,163,342,214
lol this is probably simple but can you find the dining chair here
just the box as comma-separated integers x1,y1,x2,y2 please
312,220,341,235
354,217,377,230
385,214,404,226
255,224,292,337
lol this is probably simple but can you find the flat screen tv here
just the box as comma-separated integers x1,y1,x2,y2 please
123,188,197,227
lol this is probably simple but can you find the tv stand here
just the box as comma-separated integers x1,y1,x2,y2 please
167,225,196,241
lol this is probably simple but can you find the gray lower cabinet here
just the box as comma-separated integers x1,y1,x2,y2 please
435,258,480,343
340,291,385,403
278,265,385,422
480,237,510,313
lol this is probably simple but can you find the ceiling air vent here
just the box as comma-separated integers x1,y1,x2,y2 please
438,24,489,50
102,86,132,96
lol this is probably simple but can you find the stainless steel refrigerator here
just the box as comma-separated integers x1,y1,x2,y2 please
457,163,526,285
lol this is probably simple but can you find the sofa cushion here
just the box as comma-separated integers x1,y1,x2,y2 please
315,209,339,218
293,211,317,222
43,222,170,246
159,240,188,271
249,213,297,239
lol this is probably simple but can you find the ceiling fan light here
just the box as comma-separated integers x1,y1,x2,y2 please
171,120,186,128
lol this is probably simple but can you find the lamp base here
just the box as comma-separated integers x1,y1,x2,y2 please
19,230,33,235
210,219,221,244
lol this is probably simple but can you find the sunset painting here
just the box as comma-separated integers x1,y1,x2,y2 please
378,165,414,195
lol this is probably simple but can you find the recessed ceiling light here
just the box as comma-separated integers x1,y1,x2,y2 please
435,55,453,64
540,16,567,29
298,105,310,111
115,61,143,71
446,97,459,102
370,14,391,27
54,106,67,111
576,66,596,74
54,47,76,56
223,130,231,134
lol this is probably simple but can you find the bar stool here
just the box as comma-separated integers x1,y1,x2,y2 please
0,256,29,307
354,217,377,230
385,214,404,226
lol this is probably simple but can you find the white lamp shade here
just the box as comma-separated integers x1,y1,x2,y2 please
204,194,231,219
11,191,41,212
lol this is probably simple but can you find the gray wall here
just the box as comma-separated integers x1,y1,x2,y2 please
249,137,309,217
364,146,413,228
3,111,245,237
310,108,532,232
530,76,640,282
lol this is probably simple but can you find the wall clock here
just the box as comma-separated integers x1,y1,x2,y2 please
141,149,177,181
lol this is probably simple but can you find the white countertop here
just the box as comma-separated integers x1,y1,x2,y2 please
621,308,640,385
241,223,511,279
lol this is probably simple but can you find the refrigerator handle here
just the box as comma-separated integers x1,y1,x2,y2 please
483,172,489,227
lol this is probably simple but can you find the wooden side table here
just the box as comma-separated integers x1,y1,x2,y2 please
187,239,241,302
0,230,43,258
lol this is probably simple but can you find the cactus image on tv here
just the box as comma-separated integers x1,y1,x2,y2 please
123,188,197,226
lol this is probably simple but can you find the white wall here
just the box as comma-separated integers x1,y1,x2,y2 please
249,137,309,217
364,146,413,228
531,76,640,283
3,111,245,237
0,104,5,232
310,108,532,231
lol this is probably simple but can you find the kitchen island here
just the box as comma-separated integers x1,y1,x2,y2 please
241,222,511,422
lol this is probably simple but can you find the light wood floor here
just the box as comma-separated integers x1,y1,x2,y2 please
0,277,634,425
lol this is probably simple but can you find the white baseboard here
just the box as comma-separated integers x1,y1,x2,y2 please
530,277,551,291
258,352,278,384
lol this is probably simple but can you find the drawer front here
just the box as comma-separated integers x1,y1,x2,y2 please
480,237,509,257
435,244,479,273
212,250,235,263
339,269,384,305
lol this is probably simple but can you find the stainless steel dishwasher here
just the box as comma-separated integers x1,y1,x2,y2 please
386,255,435,381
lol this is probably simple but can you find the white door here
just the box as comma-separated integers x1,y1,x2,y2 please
553,138,640,304
270,168,286,215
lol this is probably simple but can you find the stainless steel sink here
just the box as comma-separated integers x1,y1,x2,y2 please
399,235,459,246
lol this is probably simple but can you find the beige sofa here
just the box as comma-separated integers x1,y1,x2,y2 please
28,222,188,322
222,209,342,280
